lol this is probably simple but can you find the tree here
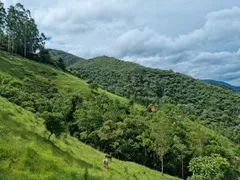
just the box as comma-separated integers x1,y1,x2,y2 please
6,3,41,56
38,49,51,63
188,154,230,180
6,5,16,53
0,0,6,45
173,135,187,179
58,57,66,70
150,111,172,177
42,112,65,140
188,124,207,156
97,120,125,153
23,17,39,57
65,93,83,122
89,82,99,91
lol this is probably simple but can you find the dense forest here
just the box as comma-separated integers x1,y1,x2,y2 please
0,1,240,180
69,56,240,144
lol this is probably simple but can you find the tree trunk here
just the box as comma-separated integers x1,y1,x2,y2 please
12,42,14,54
8,34,10,52
181,154,184,179
0,33,2,46
24,27,26,57
144,147,147,166
24,43,26,57
48,132,53,140
161,155,164,177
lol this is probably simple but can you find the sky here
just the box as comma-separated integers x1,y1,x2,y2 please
3,0,240,86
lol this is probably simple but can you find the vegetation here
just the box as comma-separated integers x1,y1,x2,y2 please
0,50,239,179
49,49,85,66
188,154,230,180
0,2,67,70
0,96,179,180
0,1,239,179
70,56,240,144
4,3,43,57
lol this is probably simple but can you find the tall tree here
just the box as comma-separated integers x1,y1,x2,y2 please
173,135,187,179
6,3,41,56
6,5,16,53
150,111,172,177
0,0,6,45
58,57,66,70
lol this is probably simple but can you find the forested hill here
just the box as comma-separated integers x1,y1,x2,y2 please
69,56,240,143
203,79,240,92
1,50,239,179
49,49,85,66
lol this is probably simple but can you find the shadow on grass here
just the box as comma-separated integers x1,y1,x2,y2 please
5,118,93,169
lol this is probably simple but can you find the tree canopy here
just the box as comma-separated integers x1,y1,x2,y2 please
70,56,240,144
5,3,42,56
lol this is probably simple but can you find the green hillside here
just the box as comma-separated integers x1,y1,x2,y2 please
0,50,142,108
49,49,85,66
0,50,239,179
69,56,240,143
0,50,179,179
0,2,239,179
0,96,179,180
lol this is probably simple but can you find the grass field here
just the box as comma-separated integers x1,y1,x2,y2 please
0,96,180,180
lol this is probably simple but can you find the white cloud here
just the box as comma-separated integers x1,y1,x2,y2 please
2,0,17,7
2,0,240,85
33,0,135,35
113,7,240,85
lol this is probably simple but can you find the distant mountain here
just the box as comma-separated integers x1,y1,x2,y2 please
203,79,240,91
48,49,85,66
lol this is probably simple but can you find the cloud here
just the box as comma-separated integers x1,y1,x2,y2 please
2,0,240,85
33,0,135,35
116,6,240,55
2,0,17,7
111,7,240,85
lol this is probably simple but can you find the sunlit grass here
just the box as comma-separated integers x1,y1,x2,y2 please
0,96,179,180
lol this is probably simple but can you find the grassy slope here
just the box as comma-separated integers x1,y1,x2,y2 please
0,50,143,110
0,96,180,180
0,50,179,179
0,51,238,179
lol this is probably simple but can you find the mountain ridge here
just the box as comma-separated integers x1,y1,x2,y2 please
203,79,240,91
